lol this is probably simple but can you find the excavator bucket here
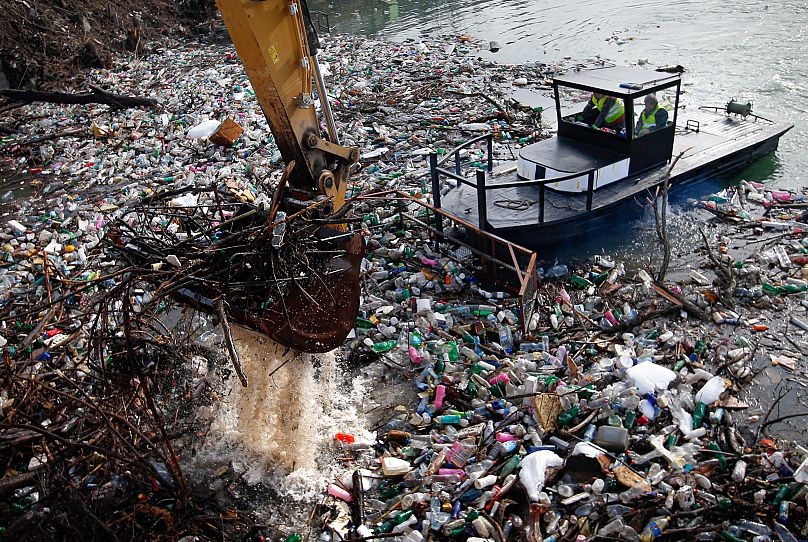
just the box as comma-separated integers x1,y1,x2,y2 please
228,229,364,353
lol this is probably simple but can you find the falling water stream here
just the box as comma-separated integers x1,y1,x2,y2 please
193,326,376,525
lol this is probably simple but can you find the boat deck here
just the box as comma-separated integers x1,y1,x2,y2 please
440,109,792,232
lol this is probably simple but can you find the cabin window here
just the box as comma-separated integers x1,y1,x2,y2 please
558,85,627,138
632,88,675,139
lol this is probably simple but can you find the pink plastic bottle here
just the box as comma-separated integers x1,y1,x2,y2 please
327,483,353,502
434,384,446,410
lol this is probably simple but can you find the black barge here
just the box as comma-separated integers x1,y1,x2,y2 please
430,66,793,250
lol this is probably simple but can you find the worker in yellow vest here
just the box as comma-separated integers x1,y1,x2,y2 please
578,92,625,131
635,94,669,137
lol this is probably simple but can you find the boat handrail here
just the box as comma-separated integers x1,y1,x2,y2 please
428,133,601,229
478,167,599,190
436,133,494,168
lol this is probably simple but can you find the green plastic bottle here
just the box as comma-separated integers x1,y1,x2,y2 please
707,442,727,472
772,483,789,507
446,341,459,361
763,282,808,295
557,406,580,427
719,530,744,542
372,340,397,353
692,402,707,429
498,455,522,477
355,317,375,329
569,274,593,289
438,415,462,424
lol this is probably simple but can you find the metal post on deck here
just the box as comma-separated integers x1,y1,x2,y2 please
538,183,545,224
455,152,461,176
476,169,488,231
487,134,494,173
430,152,441,209
429,152,444,247
586,171,595,212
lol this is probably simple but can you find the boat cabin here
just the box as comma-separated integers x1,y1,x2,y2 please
518,66,681,193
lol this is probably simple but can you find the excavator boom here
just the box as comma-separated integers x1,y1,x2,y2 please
216,0,358,209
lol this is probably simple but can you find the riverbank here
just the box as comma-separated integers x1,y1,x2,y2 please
0,0,216,90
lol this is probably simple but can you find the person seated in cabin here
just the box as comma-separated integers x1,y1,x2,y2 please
635,94,669,137
577,92,625,131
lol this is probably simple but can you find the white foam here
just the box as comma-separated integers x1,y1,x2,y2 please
196,325,373,502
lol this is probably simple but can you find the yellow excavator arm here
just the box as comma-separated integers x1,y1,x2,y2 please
211,0,364,353
216,0,358,213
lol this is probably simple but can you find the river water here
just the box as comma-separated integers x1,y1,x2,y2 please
310,0,807,261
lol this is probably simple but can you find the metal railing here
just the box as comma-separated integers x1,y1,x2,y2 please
309,10,331,34
429,134,599,229
353,189,540,334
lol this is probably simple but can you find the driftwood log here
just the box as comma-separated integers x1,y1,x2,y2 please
0,85,158,110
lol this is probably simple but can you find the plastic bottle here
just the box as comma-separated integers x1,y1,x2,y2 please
773,522,798,542
692,402,707,429
498,324,514,353
734,520,771,537
731,460,747,482
519,342,546,353
599,518,626,537
619,485,646,503
545,262,569,279
607,504,634,517
373,340,398,353
433,384,446,410
640,516,670,542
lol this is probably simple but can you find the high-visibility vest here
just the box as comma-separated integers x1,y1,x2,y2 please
591,95,625,125
639,105,663,131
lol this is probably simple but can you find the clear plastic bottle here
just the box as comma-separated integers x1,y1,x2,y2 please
498,324,514,353
427,497,450,530
619,485,646,503
599,518,626,537
773,522,798,542
734,520,771,537
731,460,747,482
607,504,634,516
574,503,594,517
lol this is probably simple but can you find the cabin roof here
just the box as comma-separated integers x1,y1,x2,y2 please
553,66,681,98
